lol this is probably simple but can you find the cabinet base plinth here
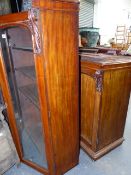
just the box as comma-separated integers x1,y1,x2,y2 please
81,138,124,160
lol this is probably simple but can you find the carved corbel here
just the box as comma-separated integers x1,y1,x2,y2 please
27,8,41,54
94,70,103,92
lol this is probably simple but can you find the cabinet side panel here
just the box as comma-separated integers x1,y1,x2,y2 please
81,73,96,147
40,8,79,174
98,69,131,150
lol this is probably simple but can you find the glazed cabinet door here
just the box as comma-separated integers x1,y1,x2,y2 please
0,26,48,170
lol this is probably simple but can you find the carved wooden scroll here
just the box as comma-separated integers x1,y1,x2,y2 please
94,70,103,92
28,8,41,54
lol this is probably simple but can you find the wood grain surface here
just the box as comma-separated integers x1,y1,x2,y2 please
0,0,79,174
80,53,131,160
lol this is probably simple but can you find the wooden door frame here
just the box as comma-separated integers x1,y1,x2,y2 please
0,11,55,175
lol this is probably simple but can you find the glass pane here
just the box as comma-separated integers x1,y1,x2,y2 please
0,0,11,15
0,27,47,168
22,0,32,11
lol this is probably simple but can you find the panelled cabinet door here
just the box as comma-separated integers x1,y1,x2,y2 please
97,69,131,151
81,73,96,147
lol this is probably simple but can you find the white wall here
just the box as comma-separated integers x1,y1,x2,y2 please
93,0,131,44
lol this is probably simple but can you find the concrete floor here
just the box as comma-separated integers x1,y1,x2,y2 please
4,96,131,175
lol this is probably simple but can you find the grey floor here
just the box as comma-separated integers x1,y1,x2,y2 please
4,96,131,175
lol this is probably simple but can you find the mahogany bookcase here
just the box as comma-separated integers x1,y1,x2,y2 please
0,0,79,174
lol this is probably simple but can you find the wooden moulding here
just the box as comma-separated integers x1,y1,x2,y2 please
27,8,41,54
81,138,124,160
93,70,103,92
0,9,41,54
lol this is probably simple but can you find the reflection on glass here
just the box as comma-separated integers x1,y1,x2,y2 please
0,88,8,124
0,0,11,15
22,0,32,11
0,27,47,168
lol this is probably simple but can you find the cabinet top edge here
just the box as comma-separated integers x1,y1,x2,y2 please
32,0,80,5
80,53,131,69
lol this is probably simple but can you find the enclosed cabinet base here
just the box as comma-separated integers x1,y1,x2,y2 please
81,54,131,160
81,138,124,160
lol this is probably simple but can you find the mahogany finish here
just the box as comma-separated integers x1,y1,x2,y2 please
79,47,121,55
81,53,131,160
0,0,79,174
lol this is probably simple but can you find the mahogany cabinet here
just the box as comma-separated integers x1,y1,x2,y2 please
80,53,131,160
0,0,79,174
79,47,121,55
